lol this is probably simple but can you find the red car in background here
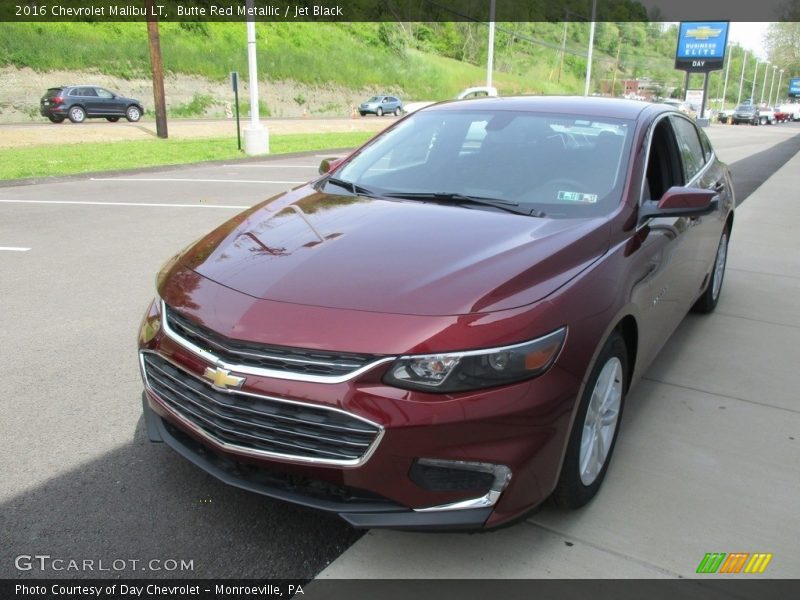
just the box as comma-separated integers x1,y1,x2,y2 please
138,97,734,529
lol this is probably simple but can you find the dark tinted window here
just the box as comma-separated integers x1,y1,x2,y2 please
96,88,114,99
697,126,714,163
45,88,62,98
670,116,705,181
68,88,80,96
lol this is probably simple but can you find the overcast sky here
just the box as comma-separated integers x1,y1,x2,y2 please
726,22,772,61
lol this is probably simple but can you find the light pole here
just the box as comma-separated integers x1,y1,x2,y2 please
243,0,268,155
721,44,732,111
752,57,760,101
736,50,748,106
486,0,495,89
583,0,597,96
760,61,770,104
775,69,784,106
768,65,777,107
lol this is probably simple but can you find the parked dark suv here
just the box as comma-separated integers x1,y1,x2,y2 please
40,86,145,124
731,104,759,125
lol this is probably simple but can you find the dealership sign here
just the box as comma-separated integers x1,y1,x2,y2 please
675,21,729,72
789,77,800,97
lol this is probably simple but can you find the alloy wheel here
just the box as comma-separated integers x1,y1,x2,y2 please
579,357,623,486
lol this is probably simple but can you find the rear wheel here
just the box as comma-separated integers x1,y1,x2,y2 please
551,331,628,509
68,106,86,123
394,107,401,116
376,107,383,117
106,117,120,122
760,116,767,125
126,105,141,122
48,116,64,123
692,228,729,314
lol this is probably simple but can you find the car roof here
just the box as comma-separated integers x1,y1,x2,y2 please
426,95,657,120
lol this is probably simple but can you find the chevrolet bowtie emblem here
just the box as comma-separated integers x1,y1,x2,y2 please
203,367,245,389
686,27,722,40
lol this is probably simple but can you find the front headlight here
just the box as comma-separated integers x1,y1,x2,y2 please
383,327,567,393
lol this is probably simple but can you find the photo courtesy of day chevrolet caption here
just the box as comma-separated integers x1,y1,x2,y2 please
138,96,734,530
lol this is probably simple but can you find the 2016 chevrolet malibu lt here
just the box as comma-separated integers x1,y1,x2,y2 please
138,97,734,530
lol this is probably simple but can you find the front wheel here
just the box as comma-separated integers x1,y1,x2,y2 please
106,117,120,122
692,229,729,314
760,116,767,125
126,106,141,122
394,107,401,116
551,331,628,509
376,107,383,117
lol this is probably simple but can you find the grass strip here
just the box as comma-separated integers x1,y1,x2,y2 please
0,131,373,180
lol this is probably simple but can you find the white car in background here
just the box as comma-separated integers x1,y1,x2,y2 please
404,86,500,114
757,106,777,125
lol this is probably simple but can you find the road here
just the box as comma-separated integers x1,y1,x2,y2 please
0,123,798,580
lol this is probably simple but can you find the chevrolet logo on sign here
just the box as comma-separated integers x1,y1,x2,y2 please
203,366,245,389
686,26,723,40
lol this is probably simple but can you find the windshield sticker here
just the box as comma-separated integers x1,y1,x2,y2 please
558,190,598,203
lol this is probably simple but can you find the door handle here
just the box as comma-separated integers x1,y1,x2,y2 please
713,181,726,193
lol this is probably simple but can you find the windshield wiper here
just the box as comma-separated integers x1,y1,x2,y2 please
324,176,377,198
382,192,545,217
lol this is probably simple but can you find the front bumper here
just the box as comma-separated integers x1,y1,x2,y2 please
138,297,581,529
143,393,493,529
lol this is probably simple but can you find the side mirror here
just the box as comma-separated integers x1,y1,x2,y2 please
639,186,718,224
318,157,344,176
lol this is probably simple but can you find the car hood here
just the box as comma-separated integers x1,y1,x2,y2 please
177,186,610,316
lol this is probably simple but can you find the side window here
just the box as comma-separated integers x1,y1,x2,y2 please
96,88,113,99
697,127,714,163
670,116,705,182
68,88,79,96
644,118,683,202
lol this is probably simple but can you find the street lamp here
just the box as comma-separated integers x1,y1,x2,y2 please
486,0,495,89
760,61,770,104
775,69,784,106
720,43,732,111
583,0,597,97
736,50,748,106
768,65,777,107
752,58,760,102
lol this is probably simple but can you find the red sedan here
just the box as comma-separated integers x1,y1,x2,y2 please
138,97,734,529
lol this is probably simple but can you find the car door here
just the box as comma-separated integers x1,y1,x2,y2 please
669,114,725,308
78,87,102,116
632,114,701,368
96,87,125,115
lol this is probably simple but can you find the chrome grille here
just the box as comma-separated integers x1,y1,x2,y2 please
164,305,382,378
141,352,382,465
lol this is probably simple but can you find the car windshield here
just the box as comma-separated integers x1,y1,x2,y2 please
336,109,633,218
367,96,381,102
736,104,753,111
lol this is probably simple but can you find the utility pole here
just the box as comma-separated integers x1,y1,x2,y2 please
583,0,597,97
146,0,167,139
486,0,495,89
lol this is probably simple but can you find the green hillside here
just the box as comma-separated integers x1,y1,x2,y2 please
0,21,756,106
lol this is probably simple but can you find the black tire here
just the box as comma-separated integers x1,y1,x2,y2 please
48,116,64,123
394,107,401,116
760,116,767,125
126,105,142,122
106,117,120,122
359,112,366,117
67,106,86,123
376,107,383,117
551,331,628,509
692,228,729,314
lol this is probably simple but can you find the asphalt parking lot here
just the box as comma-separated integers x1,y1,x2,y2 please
1,123,798,580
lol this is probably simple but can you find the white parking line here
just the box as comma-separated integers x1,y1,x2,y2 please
0,199,248,209
0,246,31,252
89,177,305,184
